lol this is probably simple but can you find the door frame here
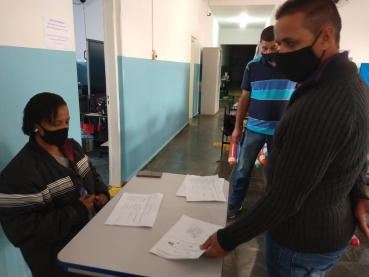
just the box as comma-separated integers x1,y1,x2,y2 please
188,36,196,118
102,0,121,187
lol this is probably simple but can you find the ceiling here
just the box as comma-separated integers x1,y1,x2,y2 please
209,5,275,29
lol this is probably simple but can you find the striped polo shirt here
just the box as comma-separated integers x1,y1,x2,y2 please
241,56,296,135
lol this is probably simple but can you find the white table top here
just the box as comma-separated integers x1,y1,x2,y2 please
100,141,109,147
58,173,229,277
83,112,108,117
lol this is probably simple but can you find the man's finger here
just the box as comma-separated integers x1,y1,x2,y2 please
200,237,211,250
203,247,223,258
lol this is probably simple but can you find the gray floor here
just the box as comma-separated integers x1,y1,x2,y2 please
88,90,369,277
87,145,109,185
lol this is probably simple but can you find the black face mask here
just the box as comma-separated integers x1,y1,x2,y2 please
262,52,276,63
38,125,68,147
275,31,325,82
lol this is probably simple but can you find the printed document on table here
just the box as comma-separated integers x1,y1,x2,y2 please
105,193,163,227
176,175,225,202
175,175,205,197
149,215,223,259
185,176,225,202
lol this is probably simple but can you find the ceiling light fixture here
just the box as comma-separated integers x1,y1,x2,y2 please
229,13,264,29
239,14,248,28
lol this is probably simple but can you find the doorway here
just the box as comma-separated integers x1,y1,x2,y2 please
72,0,121,187
221,44,257,92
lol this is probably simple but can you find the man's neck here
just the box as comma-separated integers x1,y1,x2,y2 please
268,61,277,67
319,48,339,66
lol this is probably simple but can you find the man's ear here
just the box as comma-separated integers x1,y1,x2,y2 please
320,26,335,51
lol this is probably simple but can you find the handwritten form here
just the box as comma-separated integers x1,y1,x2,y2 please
149,215,223,259
176,175,226,202
105,193,163,227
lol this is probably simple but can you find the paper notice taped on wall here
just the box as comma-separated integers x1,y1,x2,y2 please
43,15,71,50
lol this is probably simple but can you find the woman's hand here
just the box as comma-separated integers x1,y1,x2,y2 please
95,193,109,208
78,194,95,212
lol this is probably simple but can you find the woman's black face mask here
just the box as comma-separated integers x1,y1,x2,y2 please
38,124,69,147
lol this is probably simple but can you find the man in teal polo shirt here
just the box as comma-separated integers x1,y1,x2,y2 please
228,25,296,218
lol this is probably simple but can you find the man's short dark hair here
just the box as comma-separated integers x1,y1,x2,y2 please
275,0,341,47
22,92,67,136
260,26,275,42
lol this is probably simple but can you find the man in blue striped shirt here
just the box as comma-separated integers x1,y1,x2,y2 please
228,26,296,218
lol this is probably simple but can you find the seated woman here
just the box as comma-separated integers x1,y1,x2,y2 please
0,92,110,277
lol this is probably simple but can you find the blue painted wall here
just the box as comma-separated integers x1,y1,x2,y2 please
0,45,81,277
118,57,193,181
0,46,81,169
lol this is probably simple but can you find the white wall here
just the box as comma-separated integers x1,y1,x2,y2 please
265,6,276,27
210,0,283,6
211,16,220,47
73,0,104,60
73,2,86,59
220,28,263,45
338,0,369,67
120,0,220,63
0,0,75,50
120,0,151,59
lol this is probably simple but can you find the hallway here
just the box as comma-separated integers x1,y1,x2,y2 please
142,94,369,276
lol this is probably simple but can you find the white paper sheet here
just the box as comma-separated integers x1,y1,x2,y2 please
176,175,225,202
105,193,163,227
149,215,223,259
43,15,71,50
175,175,201,197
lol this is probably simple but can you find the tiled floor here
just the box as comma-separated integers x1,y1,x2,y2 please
89,89,369,277
87,145,109,185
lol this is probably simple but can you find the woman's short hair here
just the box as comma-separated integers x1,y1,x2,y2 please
22,92,67,136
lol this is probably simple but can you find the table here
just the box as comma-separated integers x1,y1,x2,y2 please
99,141,109,157
100,141,109,147
58,173,229,277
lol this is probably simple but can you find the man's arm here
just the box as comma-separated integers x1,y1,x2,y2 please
351,160,369,239
232,90,250,143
